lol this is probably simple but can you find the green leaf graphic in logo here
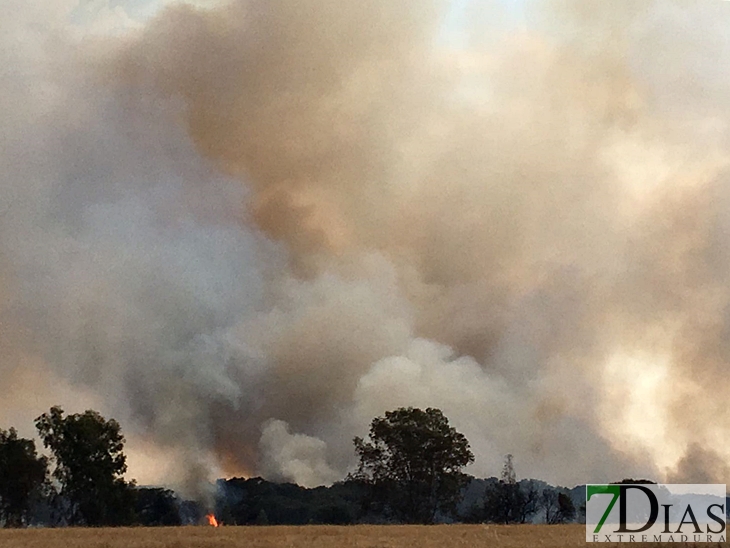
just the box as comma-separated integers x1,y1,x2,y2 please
587,484,621,533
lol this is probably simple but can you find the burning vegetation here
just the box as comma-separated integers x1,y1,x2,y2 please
206,514,219,527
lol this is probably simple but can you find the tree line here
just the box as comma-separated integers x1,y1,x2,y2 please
1,405,588,527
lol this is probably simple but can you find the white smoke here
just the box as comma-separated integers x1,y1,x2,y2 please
259,419,340,488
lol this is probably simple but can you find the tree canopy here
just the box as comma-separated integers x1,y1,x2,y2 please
35,406,135,526
0,428,47,527
353,407,474,523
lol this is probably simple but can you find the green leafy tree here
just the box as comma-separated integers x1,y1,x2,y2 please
35,406,135,526
352,407,474,524
0,428,48,527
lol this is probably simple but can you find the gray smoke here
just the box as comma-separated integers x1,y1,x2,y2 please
1,0,730,495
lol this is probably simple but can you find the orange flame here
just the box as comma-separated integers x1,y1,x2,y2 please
206,513,219,527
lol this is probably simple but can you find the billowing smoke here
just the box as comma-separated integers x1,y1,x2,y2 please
1,0,730,495
259,419,340,487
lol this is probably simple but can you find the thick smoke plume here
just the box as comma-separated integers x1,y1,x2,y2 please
2,0,730,495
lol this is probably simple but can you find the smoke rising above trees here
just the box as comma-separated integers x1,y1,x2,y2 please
0,406,587,527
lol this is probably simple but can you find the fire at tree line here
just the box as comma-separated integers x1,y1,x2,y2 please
0,405,702,528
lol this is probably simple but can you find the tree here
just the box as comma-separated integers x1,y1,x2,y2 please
482,480,541,525
352,407,474,524
541,489,559,524
556,493,576,523
135,488,181,526
541,489,576,524
35,406,135,526
0,428,47,527
479,456,539,524
501,454,516,484
516,482,540,523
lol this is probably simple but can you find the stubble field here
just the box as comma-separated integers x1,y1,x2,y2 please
0,525,722,548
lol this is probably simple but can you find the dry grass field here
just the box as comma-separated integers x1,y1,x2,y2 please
0,525,723,548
